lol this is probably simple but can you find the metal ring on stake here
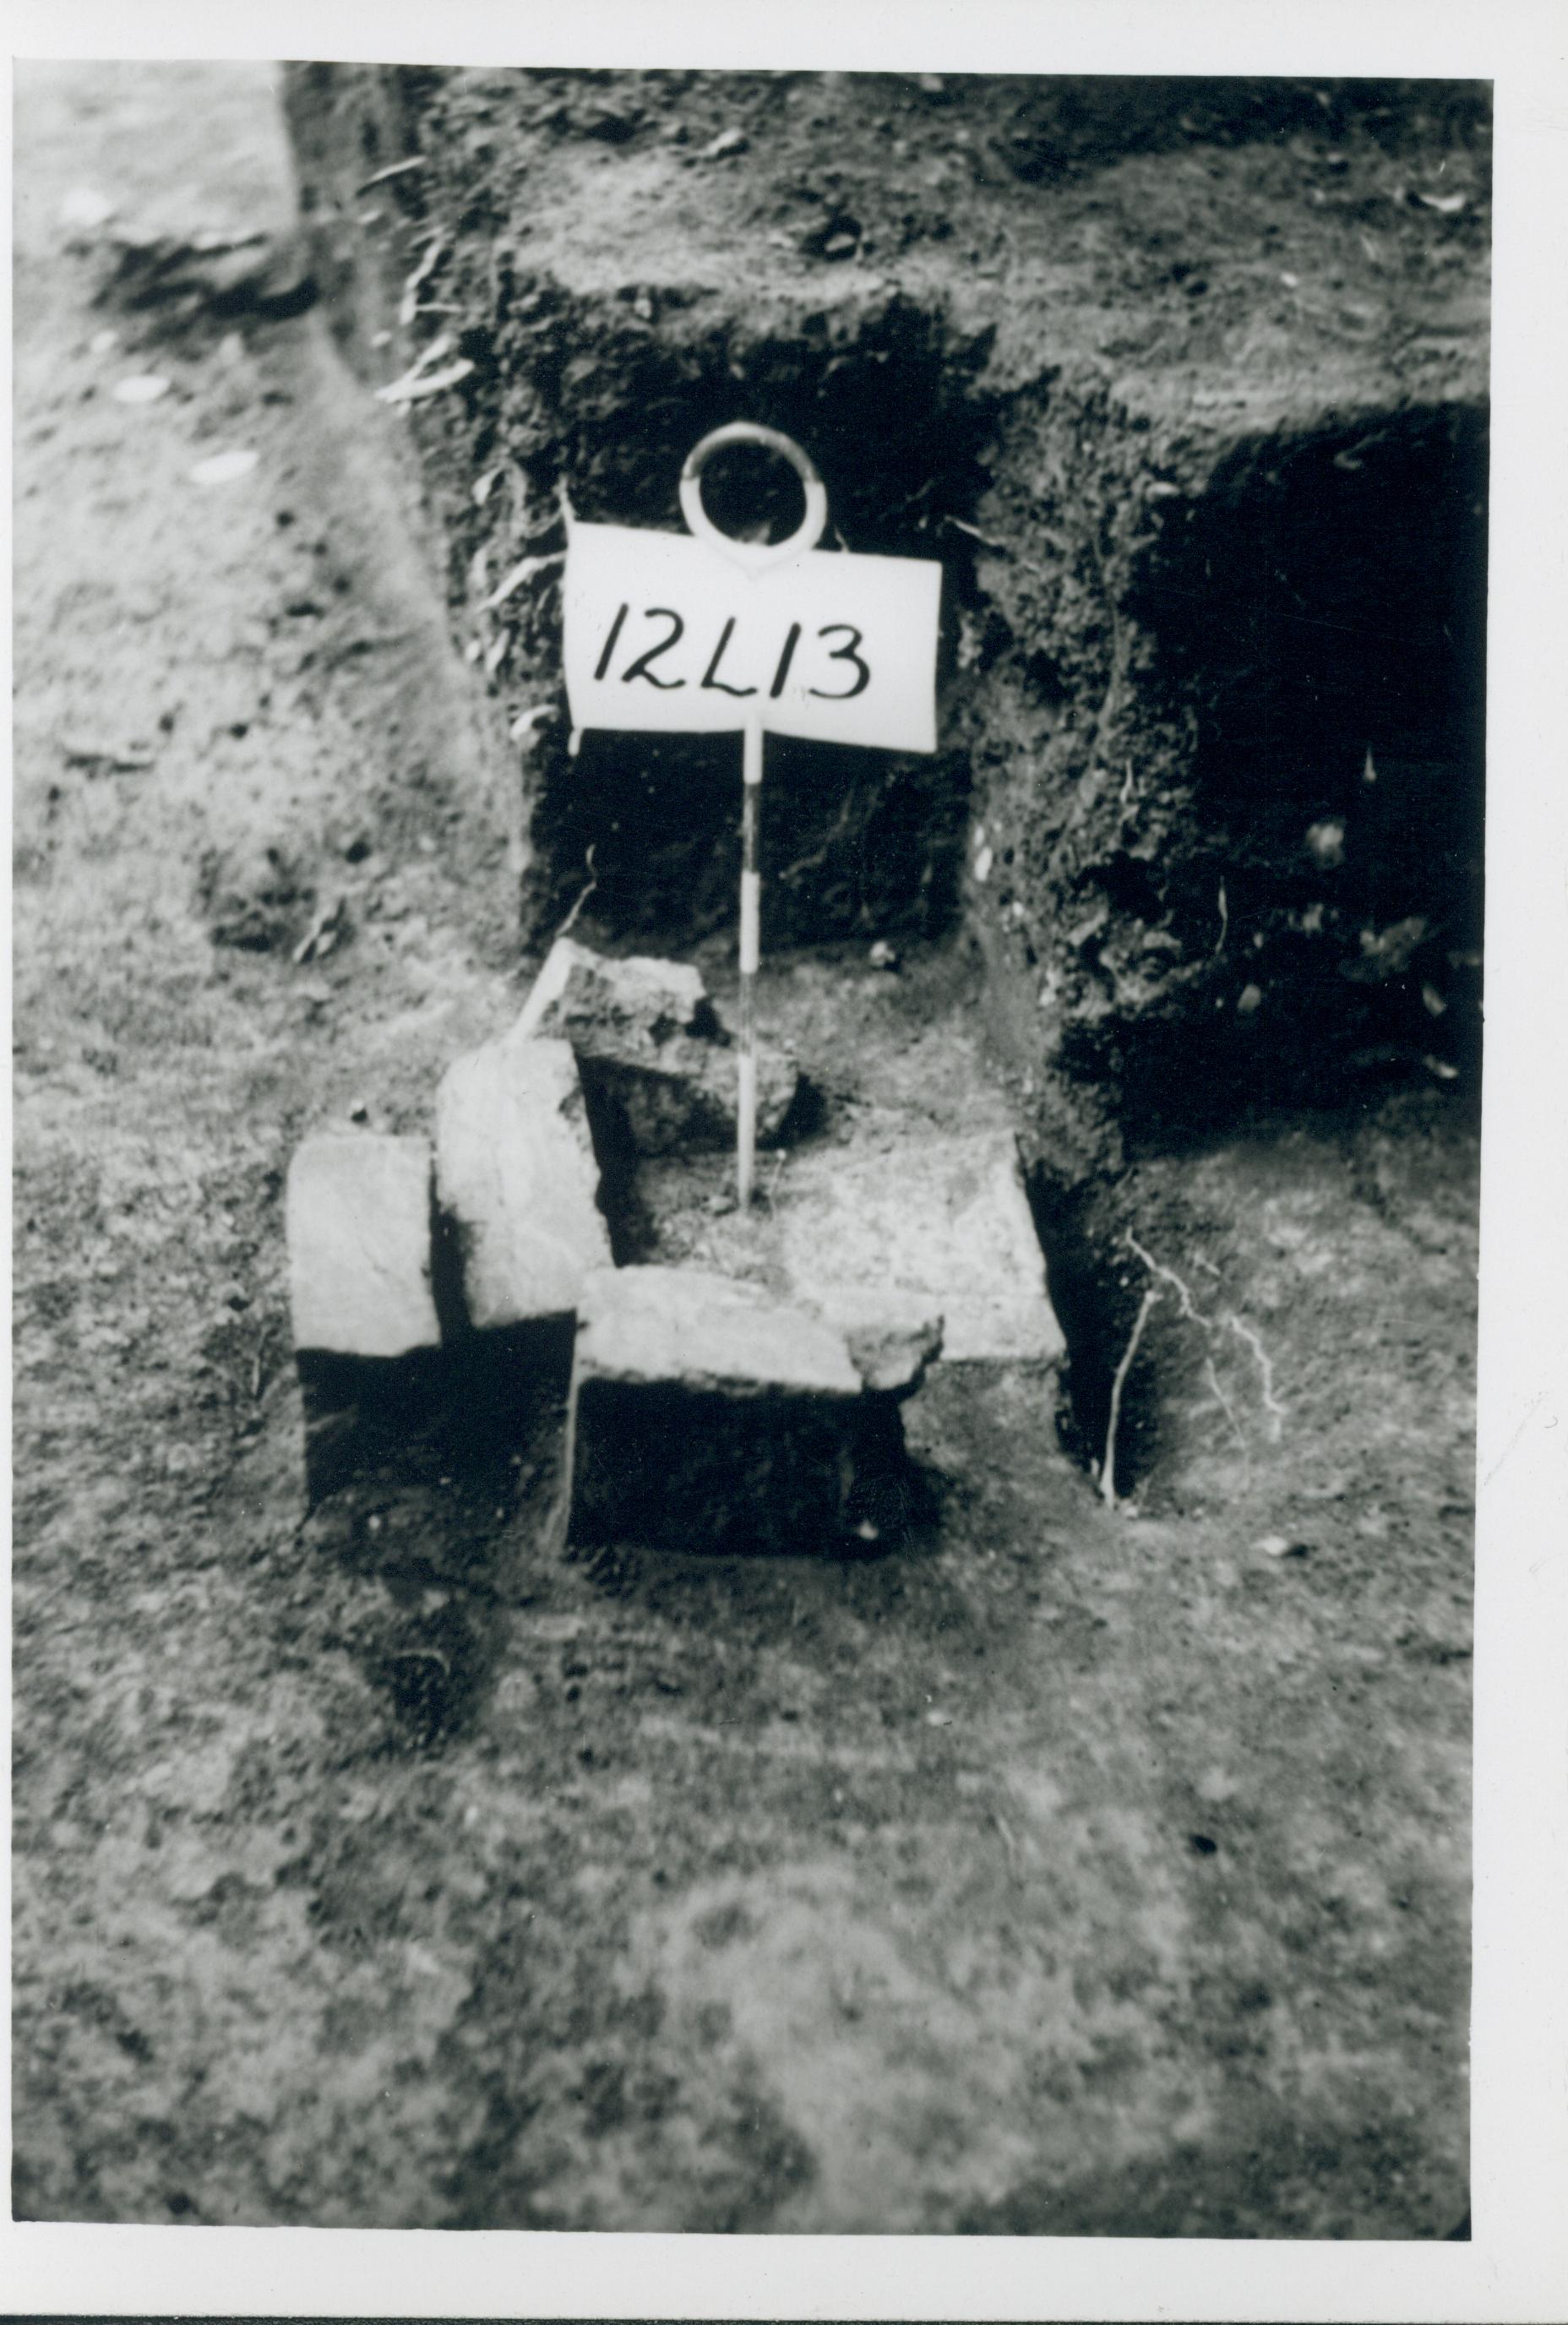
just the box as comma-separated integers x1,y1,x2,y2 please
678,422,828,575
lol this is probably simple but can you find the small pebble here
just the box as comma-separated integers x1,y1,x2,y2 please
112,373,170,405
189,449,259,486
60,186,115,231
868,940,898,971
1256,1534,1289,1556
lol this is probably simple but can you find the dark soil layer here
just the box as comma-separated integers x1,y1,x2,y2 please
285,64,1489,1171
13,63,1473,2238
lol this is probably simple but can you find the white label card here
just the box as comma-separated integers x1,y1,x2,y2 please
562,521,941,755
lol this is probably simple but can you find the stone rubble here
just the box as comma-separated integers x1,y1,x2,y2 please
434,1029,612,1331
564,1265,919,1555
778,1126,1064,1365
571,1265,860,1397
514,935,707,1054
283,959,1059,1530
286,1131,440,1358
515,934,798,1155
286,1130,446,1505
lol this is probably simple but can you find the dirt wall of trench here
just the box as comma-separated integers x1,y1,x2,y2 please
282,65,1488,1167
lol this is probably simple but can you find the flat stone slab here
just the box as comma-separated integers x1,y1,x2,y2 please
565,1266,917,1555
515,934,798,1156
776,1127,1064,1366
435,1031,612,1331
286,1131,440,1359
574,1266,860,1399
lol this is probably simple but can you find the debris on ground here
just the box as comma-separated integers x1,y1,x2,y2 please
112,372,171,403
200,841,307,951
291,892,350,966
189,448,259,485
61,735,155,773
374,357,476,406
96,221,317,332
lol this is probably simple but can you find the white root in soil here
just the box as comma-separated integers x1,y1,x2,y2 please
1100,1285,1161,1509
1103,1231,1289,1501
553,845,599,942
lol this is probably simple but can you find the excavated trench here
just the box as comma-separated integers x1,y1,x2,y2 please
562,399,1488,1502
1055,403,1486,1125
284,63,1488,1511
1026,400,1486,1490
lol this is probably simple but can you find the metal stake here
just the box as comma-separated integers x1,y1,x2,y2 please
738,709,763,1207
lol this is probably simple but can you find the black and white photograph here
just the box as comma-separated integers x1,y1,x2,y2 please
6,7,1560,2306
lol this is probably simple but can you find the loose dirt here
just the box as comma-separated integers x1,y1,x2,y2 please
13,63,1473,2235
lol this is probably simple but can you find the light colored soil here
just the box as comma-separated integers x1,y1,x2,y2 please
13,63,1472,2235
